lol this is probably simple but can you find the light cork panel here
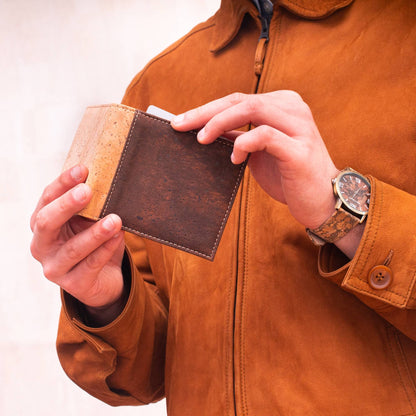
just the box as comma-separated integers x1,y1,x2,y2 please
63,104,136,219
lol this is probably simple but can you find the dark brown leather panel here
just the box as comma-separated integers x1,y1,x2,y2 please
101,110,247,260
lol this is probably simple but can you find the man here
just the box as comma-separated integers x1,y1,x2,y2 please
30,0,416,414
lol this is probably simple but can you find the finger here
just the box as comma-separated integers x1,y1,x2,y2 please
221,130,244,142
197,97,303,145
231,125,295,164
32,183,92,249
31,165,88,231
59,232,125,304
171,92,248,131
172,92,307,141
42,214,122,280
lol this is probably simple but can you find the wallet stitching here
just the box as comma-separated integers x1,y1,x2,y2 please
211,154,246,257
120,225,210,260
104,110,246,260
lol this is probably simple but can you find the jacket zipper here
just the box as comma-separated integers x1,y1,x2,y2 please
253,0,273,84
232,4,274,415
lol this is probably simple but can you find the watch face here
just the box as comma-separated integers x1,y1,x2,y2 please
336,171,371,216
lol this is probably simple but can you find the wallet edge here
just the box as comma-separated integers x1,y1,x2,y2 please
63,104,136,219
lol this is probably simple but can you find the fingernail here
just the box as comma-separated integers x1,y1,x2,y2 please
73,185,87,202
71,165,83,182
197,128,206,143
102,215,115,231
230,152,236,164
172,113,185,126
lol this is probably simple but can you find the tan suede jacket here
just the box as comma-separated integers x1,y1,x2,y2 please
57,0,416,414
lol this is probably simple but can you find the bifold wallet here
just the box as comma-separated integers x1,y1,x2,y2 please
63,104,247,261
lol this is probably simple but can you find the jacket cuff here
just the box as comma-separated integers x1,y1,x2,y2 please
318,176,416,309
61,247,146,355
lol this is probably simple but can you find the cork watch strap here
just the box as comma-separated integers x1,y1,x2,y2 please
63,104,247,260
306,208,361,246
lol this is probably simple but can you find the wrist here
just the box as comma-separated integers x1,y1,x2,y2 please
306,168,371,249
333,221,365,259
83,286,129,327
82,251,132,327
304,193,337,231
302,173,339,230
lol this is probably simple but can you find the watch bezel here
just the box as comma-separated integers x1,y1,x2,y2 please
333,168,371,217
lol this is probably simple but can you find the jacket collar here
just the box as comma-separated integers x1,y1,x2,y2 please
210,0,355,52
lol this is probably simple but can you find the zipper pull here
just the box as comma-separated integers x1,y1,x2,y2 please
253,0,273,76
254,37,268,76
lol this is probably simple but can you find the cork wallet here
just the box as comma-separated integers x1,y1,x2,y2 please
63,104,247,261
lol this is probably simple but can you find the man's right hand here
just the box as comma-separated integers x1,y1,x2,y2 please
30,164,126,321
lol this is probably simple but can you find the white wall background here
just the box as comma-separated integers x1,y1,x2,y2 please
0,1,219,415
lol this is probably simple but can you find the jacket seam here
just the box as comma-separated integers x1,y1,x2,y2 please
284,0,322,12
63,325,148,406
347,278,416,306
345,282,408,307
124,22,215,98
224,236,234,415
387,325,416,414
346,272,416,306
283,0,342,12
241,173,252,416
282,0,353,15
396,331,416,400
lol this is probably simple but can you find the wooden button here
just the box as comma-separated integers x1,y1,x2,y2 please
368,265,393,290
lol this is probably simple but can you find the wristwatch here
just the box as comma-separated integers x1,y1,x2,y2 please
306,168,371,246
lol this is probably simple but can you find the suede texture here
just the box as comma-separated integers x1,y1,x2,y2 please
57,0,416,414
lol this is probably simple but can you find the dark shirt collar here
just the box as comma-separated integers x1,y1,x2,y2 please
210,0,354,52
